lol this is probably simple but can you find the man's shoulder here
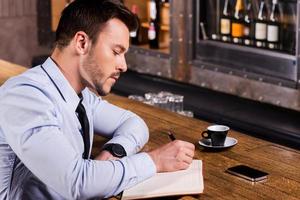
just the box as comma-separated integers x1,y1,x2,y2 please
0,66,60,110
2,66,51,90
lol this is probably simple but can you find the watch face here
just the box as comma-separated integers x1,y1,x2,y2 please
112,144,126,158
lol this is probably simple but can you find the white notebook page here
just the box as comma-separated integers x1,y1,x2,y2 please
122,160,203,200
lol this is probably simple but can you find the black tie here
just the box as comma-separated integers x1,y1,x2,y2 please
76,95,90,159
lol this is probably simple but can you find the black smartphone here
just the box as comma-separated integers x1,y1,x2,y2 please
226,165,268,182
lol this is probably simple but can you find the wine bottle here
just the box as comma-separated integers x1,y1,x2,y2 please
255,0,268,47
220,0,231,42
231,0,245,44
130,4,140,45
267,0,280,50
243,0,255,46
148,0,160,49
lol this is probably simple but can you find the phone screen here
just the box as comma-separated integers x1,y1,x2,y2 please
226,165,268,182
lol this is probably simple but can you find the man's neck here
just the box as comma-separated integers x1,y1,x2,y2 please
51,47,84,94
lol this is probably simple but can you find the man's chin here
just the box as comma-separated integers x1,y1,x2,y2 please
95,87,111,96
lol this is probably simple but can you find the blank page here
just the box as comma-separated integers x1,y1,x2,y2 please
122,160,203,200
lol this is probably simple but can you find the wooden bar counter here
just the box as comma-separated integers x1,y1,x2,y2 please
97,94,300,200
0,59,27,84
1,59,299,199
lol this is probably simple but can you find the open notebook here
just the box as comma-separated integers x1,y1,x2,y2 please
121,160,204,200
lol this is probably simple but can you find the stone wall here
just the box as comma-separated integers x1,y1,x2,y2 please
0,0,51,67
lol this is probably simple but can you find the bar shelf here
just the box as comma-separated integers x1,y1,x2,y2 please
123,0,171,55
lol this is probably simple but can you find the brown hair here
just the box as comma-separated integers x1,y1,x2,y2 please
55,0,138,49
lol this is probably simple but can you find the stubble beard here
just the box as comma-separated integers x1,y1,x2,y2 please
81,54,109,96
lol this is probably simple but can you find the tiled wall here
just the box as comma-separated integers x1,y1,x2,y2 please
0,0,50,67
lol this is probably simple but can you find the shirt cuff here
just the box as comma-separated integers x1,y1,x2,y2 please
123,152,156,189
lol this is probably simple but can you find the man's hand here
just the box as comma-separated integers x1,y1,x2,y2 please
95,150,118,161
147,140,195,172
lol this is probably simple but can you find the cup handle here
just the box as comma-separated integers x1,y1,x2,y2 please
201,130,209,138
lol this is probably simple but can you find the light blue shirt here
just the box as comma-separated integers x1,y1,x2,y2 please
0,58,156,199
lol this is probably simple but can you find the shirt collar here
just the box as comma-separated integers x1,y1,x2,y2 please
41,57,81,112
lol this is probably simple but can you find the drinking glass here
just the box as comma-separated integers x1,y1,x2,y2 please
172,94,184,112
177,110,194,118
128,95,145,102
158,91,174,111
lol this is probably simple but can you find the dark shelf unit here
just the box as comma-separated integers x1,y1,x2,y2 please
113,69,300,150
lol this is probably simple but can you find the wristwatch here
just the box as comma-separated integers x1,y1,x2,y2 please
102,143,127,158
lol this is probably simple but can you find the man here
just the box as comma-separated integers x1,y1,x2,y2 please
0,0,195,199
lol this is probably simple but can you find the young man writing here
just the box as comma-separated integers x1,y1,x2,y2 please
0,0,195,199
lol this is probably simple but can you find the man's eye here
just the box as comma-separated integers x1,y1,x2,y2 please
113,50,120,55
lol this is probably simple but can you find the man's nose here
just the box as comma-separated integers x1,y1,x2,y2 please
118,55,127,73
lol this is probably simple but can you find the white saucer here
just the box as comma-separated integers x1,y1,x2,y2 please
198,136,238,149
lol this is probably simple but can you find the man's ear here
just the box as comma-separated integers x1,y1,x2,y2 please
74,31,91,55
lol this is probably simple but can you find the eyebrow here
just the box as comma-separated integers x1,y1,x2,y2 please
114,44,127,53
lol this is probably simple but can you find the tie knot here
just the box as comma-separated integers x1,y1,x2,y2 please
76,102,83,113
